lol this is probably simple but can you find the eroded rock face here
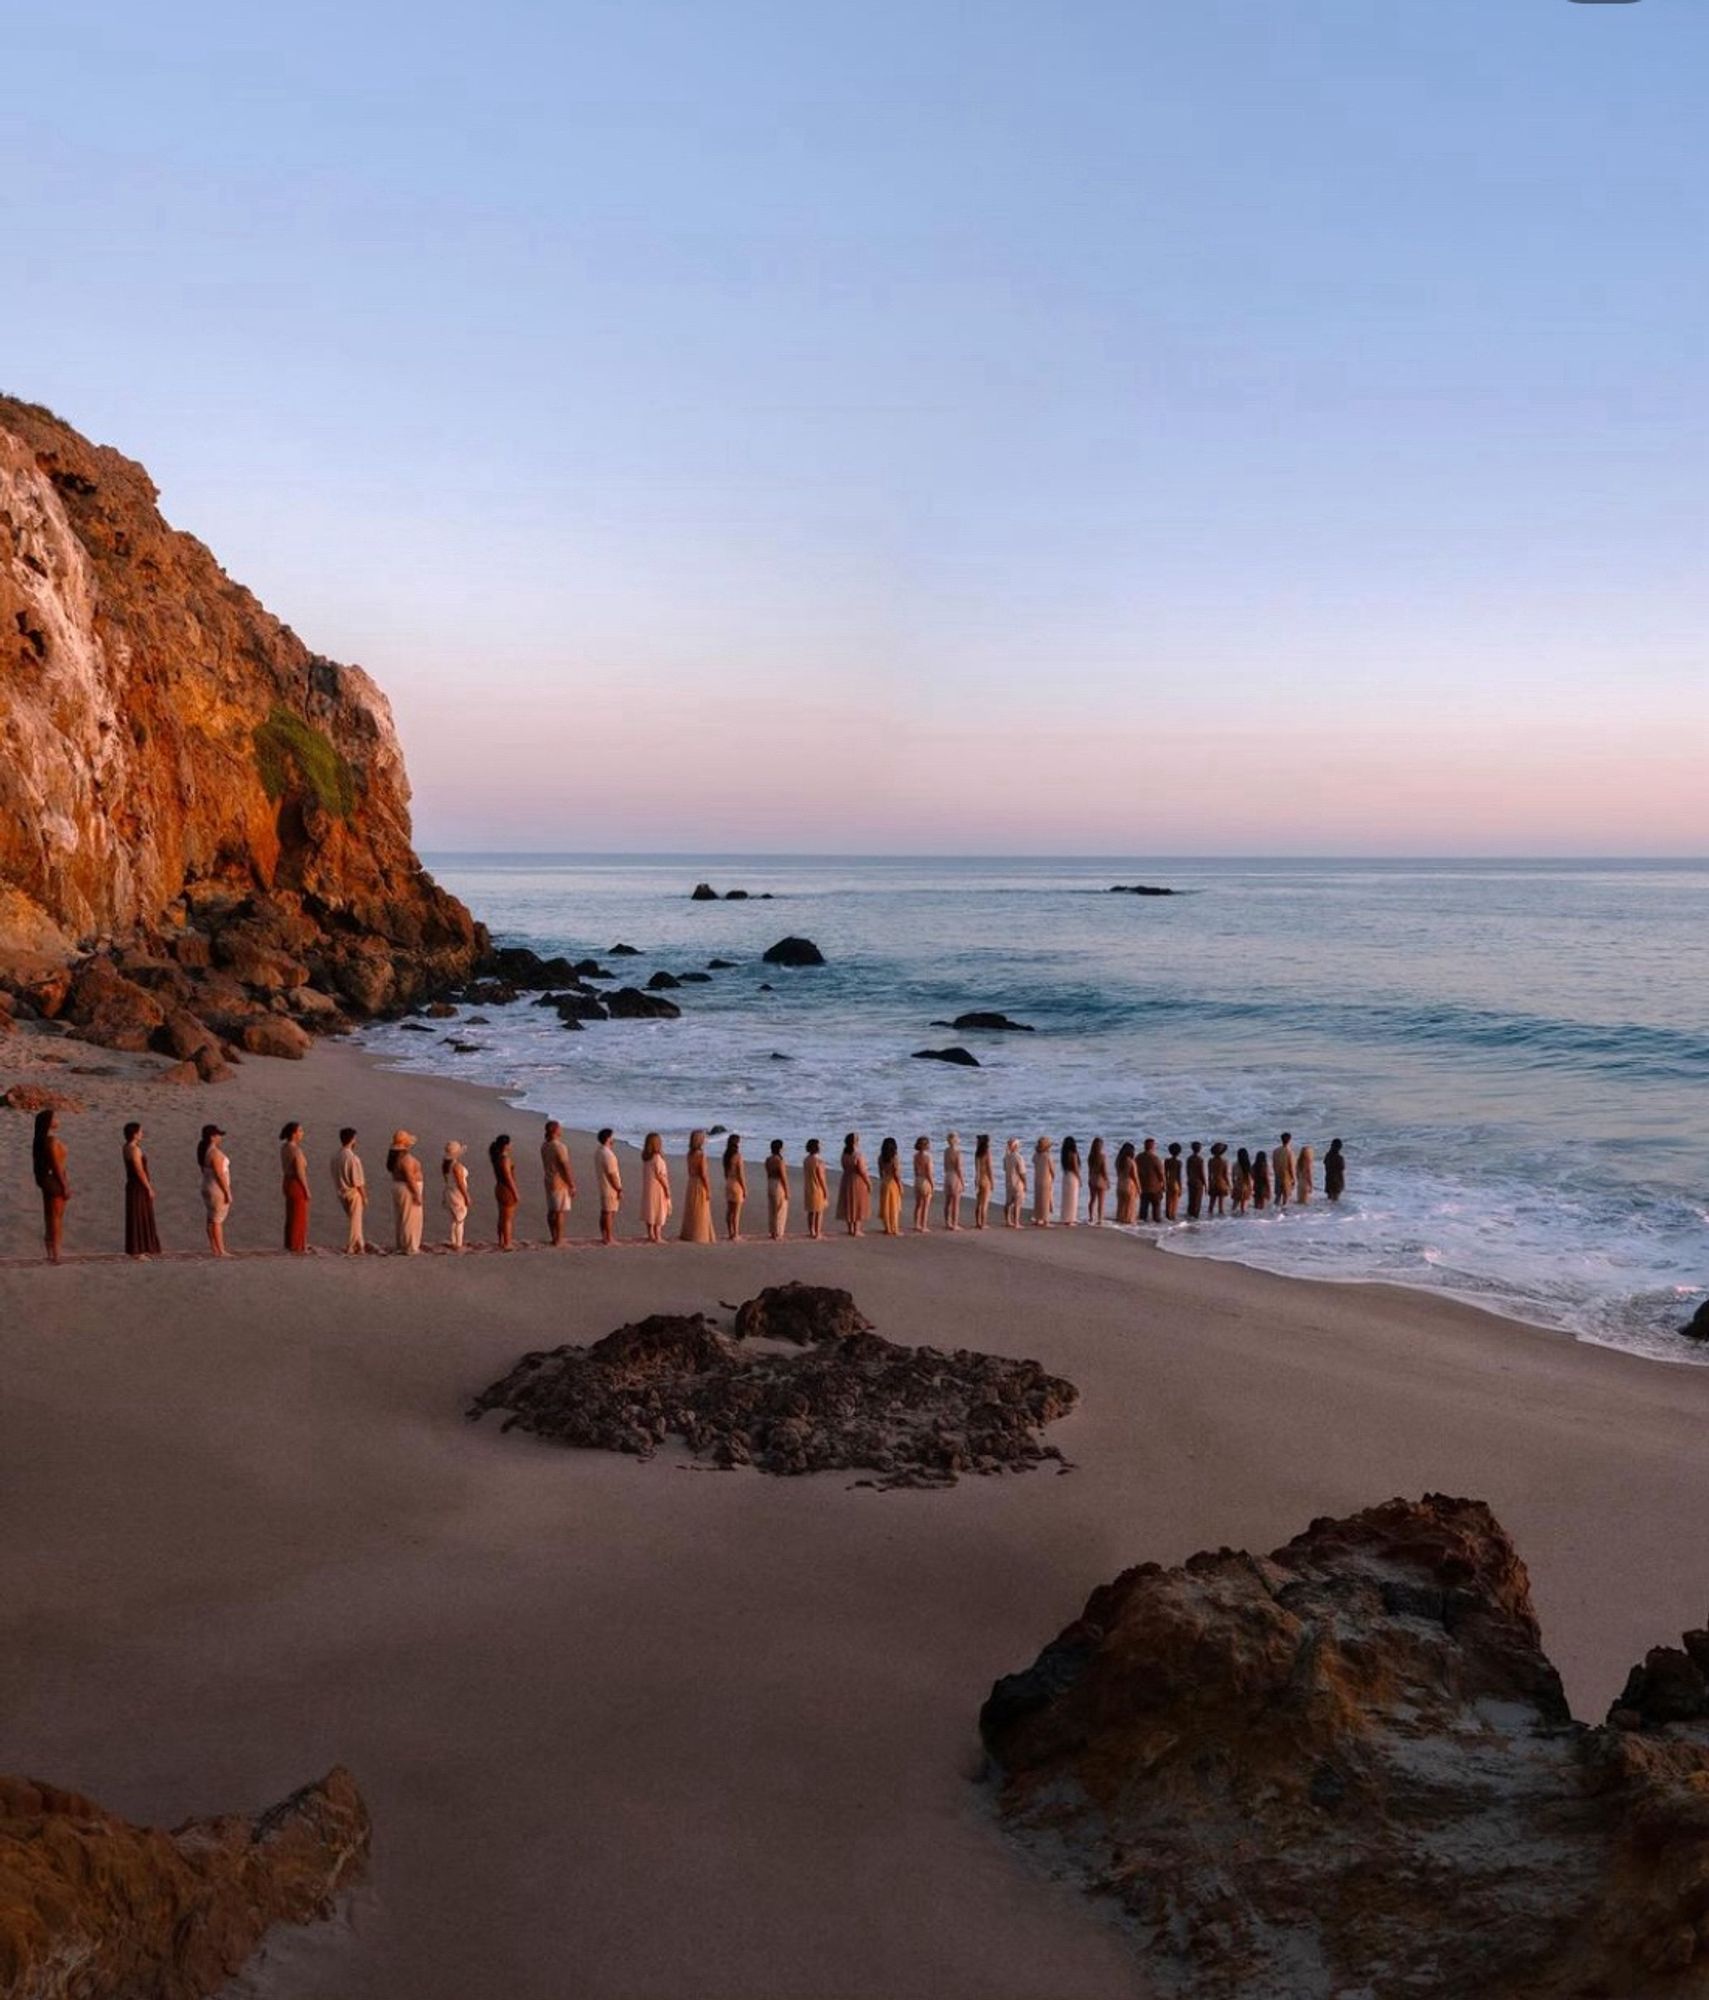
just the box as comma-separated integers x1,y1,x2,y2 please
732,1282,873,1345
0,397,480,1034
980,1494,1709,2000
469,1296,1077,1486
0,1764,369,1999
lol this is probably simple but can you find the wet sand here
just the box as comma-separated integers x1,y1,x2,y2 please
4,1030,1709,1998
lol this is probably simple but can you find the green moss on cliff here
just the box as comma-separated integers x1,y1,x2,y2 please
254,707,357,817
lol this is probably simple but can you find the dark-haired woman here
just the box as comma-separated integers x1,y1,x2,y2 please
972,1135,993,1230
1114,1142,1138,1224
877,1138,903,1236
1164,1143,1184,1222
1059,1137,1081,1228
722,1134,746,1242
838,1134,870,1237
1324,1138,1346,1202
1086,1137,1108,1225
32,1108,69,1264
122,1121,160,1258
803,1138,828,1240
1208,1141,1231,1217
281,1121,311,1252
198,1125,232,1257
1250,1146,1271,1212
489,1133,518,1250
765,1140,789,1240
1232,1146,1252,1215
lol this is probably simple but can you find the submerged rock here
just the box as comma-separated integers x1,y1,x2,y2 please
1108,883,1178,896
981,1493,1709,2000
690,882,719,901
609,942,642,956
762,936,826,967
646,970,682,991
912,1046,980,1067
930,1011,1035,1033
604,987,682,1020
0,1765,369,2000
469,1296,1076,1487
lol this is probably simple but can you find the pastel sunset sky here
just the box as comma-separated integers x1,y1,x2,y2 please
7,0,1705,854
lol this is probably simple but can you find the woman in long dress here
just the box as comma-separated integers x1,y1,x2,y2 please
281,1121,311,1252
1086,1137,1108,1226
972,1135,993,1230
941,1132,965,1231
1031,1138,1055,1227
198,1124,232,1257
640,1132,672,1243
1059,1136,1081,1227
442,1141,470,1248
837,1133,870,1237
1296,1143,1316,1203
877,1138,903,1236
722,1135,746,1241
1114,1142,1138,1224
1002,1138,1026,1229
391,1131,425,1253
680,1130,715,1243
911,1136,934,1233
765,1140,789,1240
122,1122,160,1258
33,1108,70,1264
1232,1146,1253,1215
1207,1141,1231,1217
803,1139,828,1240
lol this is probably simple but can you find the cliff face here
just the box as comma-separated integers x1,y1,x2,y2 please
0,395,480,1031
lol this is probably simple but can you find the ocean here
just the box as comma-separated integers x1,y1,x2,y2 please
363,856,1709,1366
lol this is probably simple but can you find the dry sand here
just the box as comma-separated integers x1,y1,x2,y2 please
4,1029,1709,1998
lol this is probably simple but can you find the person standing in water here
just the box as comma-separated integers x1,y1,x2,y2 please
332,1127,367,1254
1207,1141,1231,1217
1272,1132,1296,1209
1031,1138,1055,1227
1059,1136,1081,1227
1186,1142,1207,1221
640,1133,672,1243
442,1140,470,1248
491,1133,520,1249
596,1128,623,1244
280,1121,311,1253
1251,1146,1272,1211
722,1134,746,1241
1324,1138,1347,1202
802,1138,828,1239
972,1135,994,1230
1136,1138,1165,1224
1164,1143,1184,1222
1296,1141,1315,1203
122,1121,160,1258
199,1124,232,1257
942,1131,965,1231
765,1139,789,1240
911,1136,934,1233
541,1121,575,1246
1086,1137,1108,1225
1232,1146,1253,1214
877,1138,903,1236
680,1130,715,1243
1114,1141,1138,1223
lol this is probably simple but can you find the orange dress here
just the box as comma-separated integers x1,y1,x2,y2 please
879,1162,903,1235
680,1149,715,1243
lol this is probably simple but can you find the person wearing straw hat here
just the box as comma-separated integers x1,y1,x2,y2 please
442,1140,471,1249
387,1130,424,1254
331,1127,368,1254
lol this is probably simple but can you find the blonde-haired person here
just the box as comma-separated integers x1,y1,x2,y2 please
941,1131,965,1231
1296,1141,1316,1203
640,1133,672,1244
680,1130,715,1243
1002,1137,1026,1229
765,1139,789,1240
389,1131,424,1254
1114,1142,1139,1224
1031,1138,1055,1227
722,1134,746,1242
972,1135,994,1230
1059,1136,1081,1227
877,1138,903,1236
911,1136,934,1233
442,1141,471,1248
802,1138,829,1240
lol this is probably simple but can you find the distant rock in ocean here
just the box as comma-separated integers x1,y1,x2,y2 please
1108,883,1177,896
762,936,826,966
912,1045,979,1067
605,986,682,1020
0,396,481,1066
930,1011,1034,1033
981,1493,1709,2000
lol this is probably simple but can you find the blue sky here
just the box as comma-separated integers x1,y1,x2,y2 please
5,0,1705,852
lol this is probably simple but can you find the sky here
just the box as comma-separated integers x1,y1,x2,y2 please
4,0,1705,855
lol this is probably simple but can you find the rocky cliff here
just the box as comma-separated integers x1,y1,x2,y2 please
0,395,481,1056
981,1495,1709,1999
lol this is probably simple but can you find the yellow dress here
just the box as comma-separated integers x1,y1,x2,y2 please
879,1165,903,1236
679,1151,715,1243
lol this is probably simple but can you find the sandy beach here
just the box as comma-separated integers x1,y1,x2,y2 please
5,1029,1709,1999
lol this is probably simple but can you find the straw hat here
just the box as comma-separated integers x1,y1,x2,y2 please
391,1130,416,1149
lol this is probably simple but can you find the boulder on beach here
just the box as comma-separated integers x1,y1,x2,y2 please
762,936,826,967
912,1046,980,1067
1681,1298,1709,1341
732,1282,872,1345
930,1011,1034,1033
604,986,682,1020
981,1492,1709,2000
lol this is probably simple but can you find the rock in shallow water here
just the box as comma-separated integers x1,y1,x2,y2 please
980,1493,1709,2000
468,1293,1076,1486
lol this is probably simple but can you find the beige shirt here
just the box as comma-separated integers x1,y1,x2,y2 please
596,1143,622,1208
333,1145,365,1198
542,1138,574,1193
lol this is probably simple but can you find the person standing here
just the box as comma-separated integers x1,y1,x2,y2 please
640,1133,672,1243
390,1131,425,1253
442,1140,471,1248
1324,1138,1347,1202
280,1121,311,1253
680,1130,715,1243
1164,1143,1184,1222
942,1131,965,1231
491,1134,520,1249
122,1121,160,1258
32,1108,69,1264
1031,1138,1055,1227
972,1135,994,1230
198,1124,232,1257
332,1127,367,1254
765,1139,789,1240
1207,1141,1231,1217
722,1135,746,1241
877,1138,903,1236
1186,1142,1207,1221
1086,1137,1109,1225
1272,1132,1296,1209
541,1121,575,1246
1232,1146,1253,1214
803,1138,828,1240
837,1133,871,1237
1002,1137,1026,1228
911,1136,934,1233
1114,1142,1139,1224
1296,1142,1316,1203
1059,1137,1081,1227
1136,1138,1165,1224
596,1128,623,1244
1251,1146,1271,1211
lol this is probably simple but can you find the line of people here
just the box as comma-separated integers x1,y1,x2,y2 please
25,1106,1347,1261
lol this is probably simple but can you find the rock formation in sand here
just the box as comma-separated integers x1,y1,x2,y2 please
979,1493,1709,1999
0,395,480,1056
0,1764,369,1999
469,1286,1077,1486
